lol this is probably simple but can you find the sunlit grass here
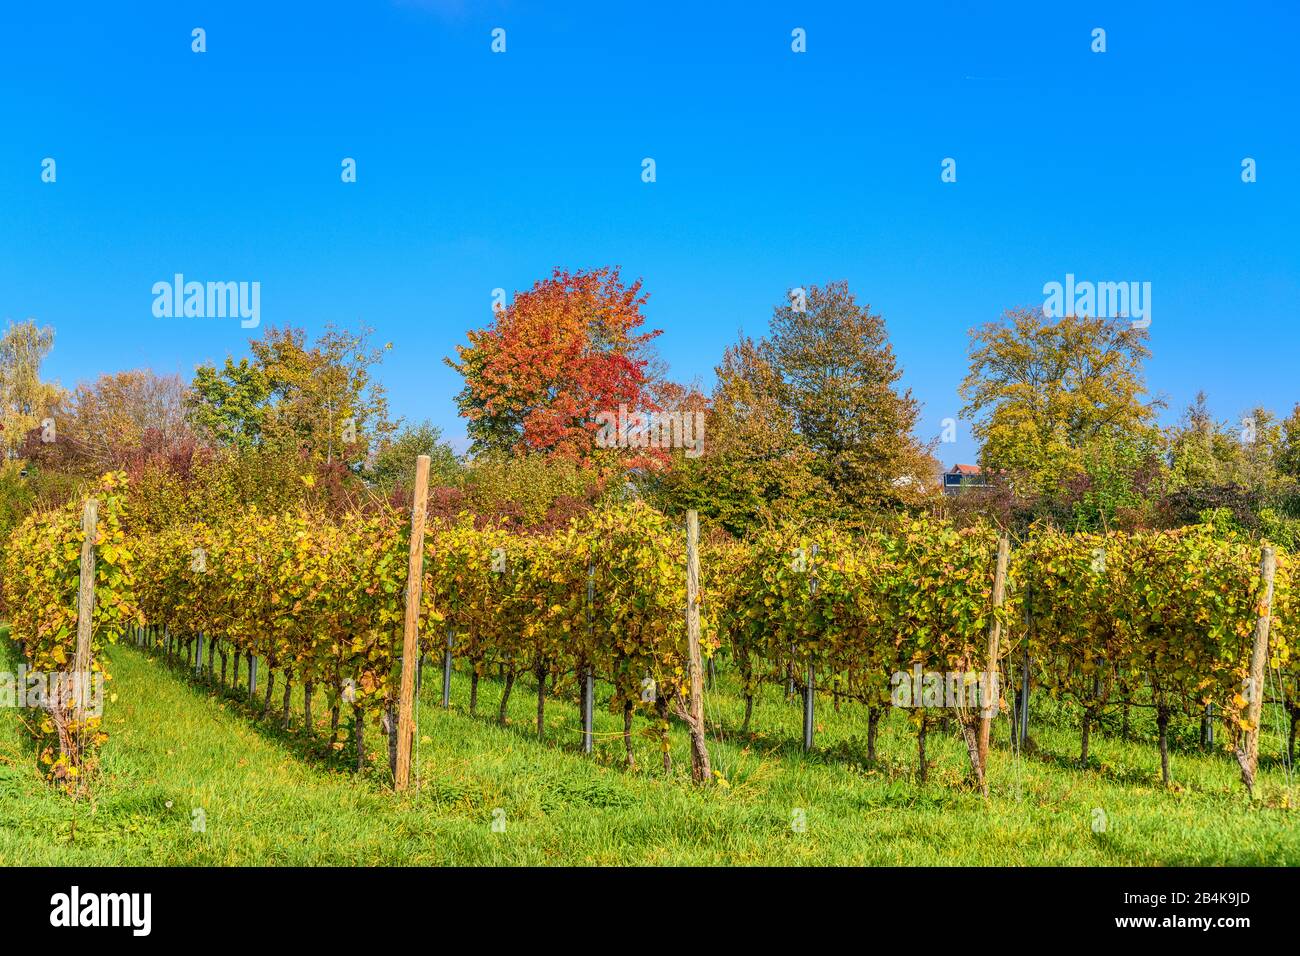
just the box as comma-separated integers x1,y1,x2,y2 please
1,634,1296,865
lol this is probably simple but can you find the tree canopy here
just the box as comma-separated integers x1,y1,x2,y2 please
447,267,661,461
959,309,1162,495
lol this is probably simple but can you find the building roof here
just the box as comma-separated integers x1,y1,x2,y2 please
949,463,982,475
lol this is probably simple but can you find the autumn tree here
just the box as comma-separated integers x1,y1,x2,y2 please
0,320,63,459
55,370,192,469
447,267,661,461
959,309,1161,495
655,335,827,535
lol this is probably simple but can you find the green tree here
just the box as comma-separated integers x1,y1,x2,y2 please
1070,429,1164,531
188,325,395,463
1277,403,1300,480
1164,393,1284,494
766,281,934,515
368,421,461,491
187,358,271,449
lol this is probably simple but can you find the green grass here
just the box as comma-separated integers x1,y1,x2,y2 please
2,633,1297,865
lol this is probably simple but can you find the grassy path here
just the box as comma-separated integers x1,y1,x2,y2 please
2,635,1297,865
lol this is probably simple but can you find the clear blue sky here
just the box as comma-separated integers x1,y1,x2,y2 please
2,1,1296,465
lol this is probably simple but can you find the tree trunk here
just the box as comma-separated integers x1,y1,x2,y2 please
330,700,341,745
220,650,228,687
282,679,292,729
263,668,275,714
623,700,636,768
303,682,314,735
961,716,987,796
498,670,515,723
470,670,480,716
867,706,881,762
536,665,547,741
742,693,754,734
656,697,671,775
917,717,928,784
354,704,366,771
1157,705,1171,787
386,697,398,776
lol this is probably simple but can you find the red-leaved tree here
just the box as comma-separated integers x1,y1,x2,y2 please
447,267,662,462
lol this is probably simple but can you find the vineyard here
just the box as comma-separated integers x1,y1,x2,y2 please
3,471,1297,813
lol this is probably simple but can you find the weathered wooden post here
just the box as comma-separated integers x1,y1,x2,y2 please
72,499,98,734
395,454,431,793
1235,545,1276,797
683,510,711,783
581,562,595,754
977,534,1011,789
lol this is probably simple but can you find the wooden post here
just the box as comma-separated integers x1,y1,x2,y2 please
1236,545,1276,797
72,499,98,727
581,562,595,754
976,534,1010,789
683,510,711,783
395,454,431,793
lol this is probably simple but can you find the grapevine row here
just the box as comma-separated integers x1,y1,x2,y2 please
3,478,1295,793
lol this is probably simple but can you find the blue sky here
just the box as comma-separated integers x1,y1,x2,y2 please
2,1,1296,465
